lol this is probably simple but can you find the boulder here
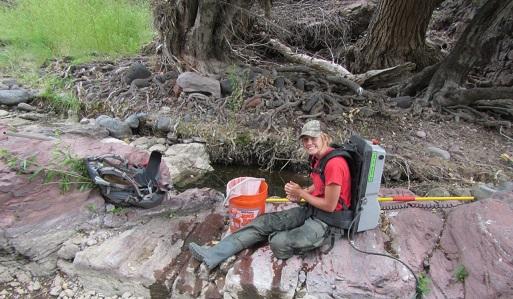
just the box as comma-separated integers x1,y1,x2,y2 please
0,89,32,105
124,63,151,85
96,115,132,139
163,143,214,186
429,193,513,298
176,72,221,98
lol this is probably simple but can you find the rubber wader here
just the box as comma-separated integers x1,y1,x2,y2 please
189,234,245,271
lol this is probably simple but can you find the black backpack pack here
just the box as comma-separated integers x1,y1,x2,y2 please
309,136,366,231
85,151,168,208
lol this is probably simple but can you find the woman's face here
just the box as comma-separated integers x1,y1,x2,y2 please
301,136,326,156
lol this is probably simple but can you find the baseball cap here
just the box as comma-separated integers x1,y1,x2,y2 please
299,120,324,138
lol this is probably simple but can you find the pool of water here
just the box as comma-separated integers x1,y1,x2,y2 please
177,164,311,197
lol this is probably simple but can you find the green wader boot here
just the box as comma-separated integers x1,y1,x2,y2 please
188,235,244,271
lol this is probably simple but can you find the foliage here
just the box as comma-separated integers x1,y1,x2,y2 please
0,0,153,70
40,76,81,115
226,67,250,111
417,273,431,298
0,146,93,192
454,264,469,282
110,206,124,215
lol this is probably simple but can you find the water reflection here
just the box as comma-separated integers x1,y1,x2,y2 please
177,164,311,197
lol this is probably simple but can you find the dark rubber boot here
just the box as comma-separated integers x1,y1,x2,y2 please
188,237,243,271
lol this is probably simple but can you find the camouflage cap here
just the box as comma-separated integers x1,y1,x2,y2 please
299,120,324,138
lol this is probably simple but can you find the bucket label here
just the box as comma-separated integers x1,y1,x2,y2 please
229,207,261,231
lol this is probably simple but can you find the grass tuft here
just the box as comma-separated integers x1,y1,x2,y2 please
0,0,153,69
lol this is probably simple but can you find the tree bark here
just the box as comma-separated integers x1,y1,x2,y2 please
152,0,254,72
348,0,442,73
425,0,513,106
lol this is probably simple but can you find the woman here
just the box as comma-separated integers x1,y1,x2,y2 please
188,120,352,270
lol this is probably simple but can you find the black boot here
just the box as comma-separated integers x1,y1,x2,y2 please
189,235,244,271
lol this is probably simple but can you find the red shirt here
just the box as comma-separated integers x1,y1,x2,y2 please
310,148,351,211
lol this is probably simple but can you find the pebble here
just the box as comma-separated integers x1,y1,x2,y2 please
28,280,41,291
415,130,427,138
9,281,20,287
15,271,32,284
148,144,167,153
121,292,132,298
426,146,450,160
0,109,9,117
17,102,36,112
50,286,61,296
80,118,91,124
86,238,98,246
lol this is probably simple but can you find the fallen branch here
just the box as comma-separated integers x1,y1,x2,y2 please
268,38,352,76
269,38,413,96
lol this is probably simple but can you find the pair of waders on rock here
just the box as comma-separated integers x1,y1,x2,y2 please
189,205,345,271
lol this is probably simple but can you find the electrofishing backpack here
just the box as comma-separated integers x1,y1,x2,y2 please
85,151,168,209
310,135,385,233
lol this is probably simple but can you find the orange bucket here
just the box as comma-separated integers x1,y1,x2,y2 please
227,179,268,233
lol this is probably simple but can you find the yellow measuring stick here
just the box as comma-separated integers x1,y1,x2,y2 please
266,196,474,203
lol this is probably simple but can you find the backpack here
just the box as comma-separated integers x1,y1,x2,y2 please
85,151,168,208
309,136,367,231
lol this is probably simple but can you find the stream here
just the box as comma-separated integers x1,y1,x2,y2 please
177,164,311,197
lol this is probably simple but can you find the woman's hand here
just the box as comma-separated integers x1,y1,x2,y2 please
284,181,304,199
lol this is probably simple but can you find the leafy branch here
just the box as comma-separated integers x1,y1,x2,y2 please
0,147,93,192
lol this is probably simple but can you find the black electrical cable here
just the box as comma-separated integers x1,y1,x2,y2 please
347,208,423,299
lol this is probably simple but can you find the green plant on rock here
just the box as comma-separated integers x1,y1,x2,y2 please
454,264,469,282
41,76,81,116
417,273,431,298
0,146,93,192
226,66,249,111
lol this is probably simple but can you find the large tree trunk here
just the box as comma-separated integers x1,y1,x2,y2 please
152,0,252,72
425,0,513,107
347,0,442,73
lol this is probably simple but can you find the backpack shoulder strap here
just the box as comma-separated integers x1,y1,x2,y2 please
317,144,353,183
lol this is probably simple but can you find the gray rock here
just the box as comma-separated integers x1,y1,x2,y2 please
148,144,167,153
49,286,61,296
14,271,31,284
28,280,41,291
131,78,151,89
176,72,221,98
70,218,186,298
124,114,140,129
498,181,513,192
79,118,90,125
0,266,13,283
124,63,151,84
220,79,234,96
155,116,172,133
57,243,81,260
295,78,305,91
471,183,497,200
274,77,285,90
163,143,213,185
17,102,36,111
96,115,132,139
415,130,427,138
425,187,451,197
392,96,413,109
0,89,31,105
450,187,472,197
426,146,450,160
0,109,9,117
19,112,44,121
